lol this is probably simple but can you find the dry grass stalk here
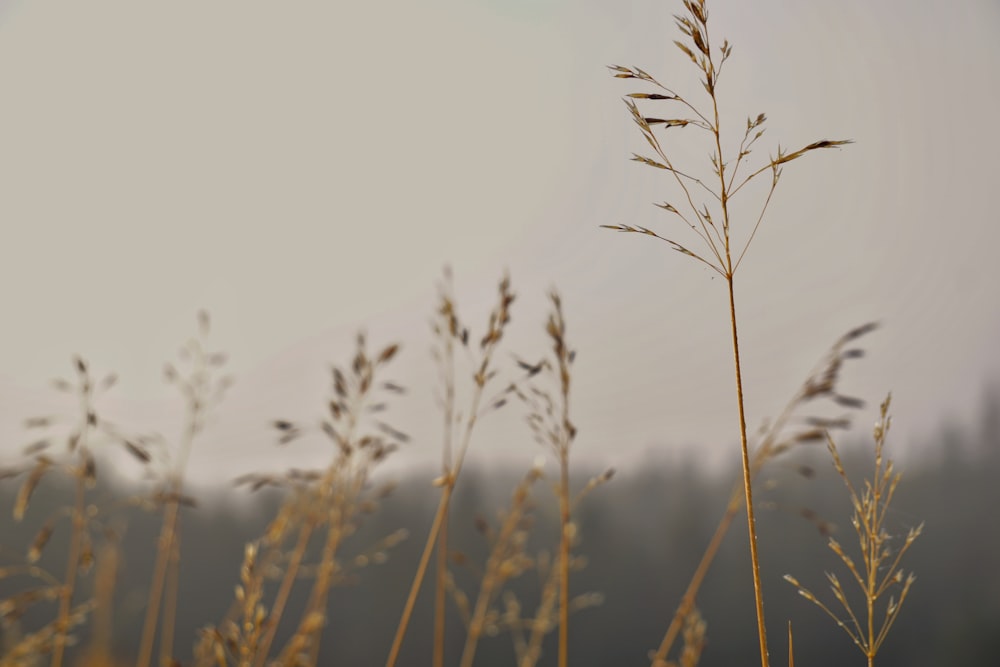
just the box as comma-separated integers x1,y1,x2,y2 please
787,621,794,667
514,292,578,667
138,311,232,667
607,1,851,664
784,395,921,666
75,536,130,667
546,292,575,667
455,467,542,667
385,271,514,667
50,359,96,667
660,607,706,667
495,471,608,667
0,354,133,667
207,332,407,667
648,322,877,665
0,600,96,667
502,297,610,667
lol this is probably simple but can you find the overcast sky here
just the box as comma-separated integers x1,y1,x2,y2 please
1,0,999,486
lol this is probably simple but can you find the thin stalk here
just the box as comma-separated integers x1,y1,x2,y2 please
710,31,770,656
650,386,804,665
650,480,741,665
388,276,510,667
788,622,795,667
252,520,315,667
457,472,536,667
50,474,85,667
385,485,453,667
458,576,497,667
388,325,498,665
159,531,182,666
136,499,180,667
433,504,449,667
51,365,95,667
456,547,502,667
138,359,203,667
433,324,455,667
88,541,119,660
557,456,570,667
726,275,770,667
866,462,878,667
302,486,353,666
520,562,558,667
138,443,195,667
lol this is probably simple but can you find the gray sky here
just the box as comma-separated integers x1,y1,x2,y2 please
1,0,999,486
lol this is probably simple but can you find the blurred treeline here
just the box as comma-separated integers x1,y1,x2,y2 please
2,391,999,667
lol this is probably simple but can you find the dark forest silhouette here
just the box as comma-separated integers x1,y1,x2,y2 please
3,388,999,666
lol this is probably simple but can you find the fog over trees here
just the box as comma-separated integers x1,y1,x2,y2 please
3,390,998,666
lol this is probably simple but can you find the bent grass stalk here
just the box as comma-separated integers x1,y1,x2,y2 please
606,2,851,665
649,322,878,666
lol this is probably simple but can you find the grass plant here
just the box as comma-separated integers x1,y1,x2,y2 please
605,1,855,664
784,395,921,667
384,271,515,667
0,356,135,666
138,312,232,667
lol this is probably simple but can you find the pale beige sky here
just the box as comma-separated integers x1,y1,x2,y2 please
1,0,999,485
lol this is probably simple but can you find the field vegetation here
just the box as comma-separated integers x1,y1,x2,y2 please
0,2,941,666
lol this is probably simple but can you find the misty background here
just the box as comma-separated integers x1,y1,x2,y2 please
2,0,1000,664
0,0,998,479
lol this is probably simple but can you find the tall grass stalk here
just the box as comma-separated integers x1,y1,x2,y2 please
385,273,514,667
545,292,575,667
50,360,95,667
606,1,851,664
138,312,228,667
